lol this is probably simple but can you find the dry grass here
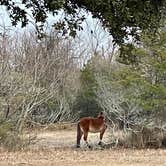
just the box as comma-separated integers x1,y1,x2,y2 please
1,148,166,166
0,124,166,166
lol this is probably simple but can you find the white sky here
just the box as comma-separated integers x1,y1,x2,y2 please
0,4,114,65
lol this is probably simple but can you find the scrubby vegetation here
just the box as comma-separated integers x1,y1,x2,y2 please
0,27,165,149
0,1,166,149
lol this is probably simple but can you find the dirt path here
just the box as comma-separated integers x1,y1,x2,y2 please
0,129,166,166
31,129,111,149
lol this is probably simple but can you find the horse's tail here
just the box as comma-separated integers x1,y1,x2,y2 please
76,122,82,148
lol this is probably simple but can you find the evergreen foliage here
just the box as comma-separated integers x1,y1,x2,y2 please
1,0,166,44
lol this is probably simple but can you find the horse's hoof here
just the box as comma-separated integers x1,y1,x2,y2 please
98,141,102,146
88,145,92,149
76,145,80,148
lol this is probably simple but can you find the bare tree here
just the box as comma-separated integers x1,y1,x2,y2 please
95,73,141,127
0,28,81,131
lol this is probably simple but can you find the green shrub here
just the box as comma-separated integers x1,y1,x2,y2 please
0,120,33,150
0,121,13,142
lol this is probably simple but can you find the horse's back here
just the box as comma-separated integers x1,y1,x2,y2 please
79,117,105,133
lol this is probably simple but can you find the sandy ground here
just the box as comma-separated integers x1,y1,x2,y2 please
0,129,166,166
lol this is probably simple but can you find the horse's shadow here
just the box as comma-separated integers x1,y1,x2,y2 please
73,142,114,150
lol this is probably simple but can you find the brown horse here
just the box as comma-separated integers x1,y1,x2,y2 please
76,112,107,148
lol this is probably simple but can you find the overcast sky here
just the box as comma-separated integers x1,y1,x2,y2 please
0,4,114,65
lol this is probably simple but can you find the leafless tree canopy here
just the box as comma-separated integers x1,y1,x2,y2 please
0,28,81,131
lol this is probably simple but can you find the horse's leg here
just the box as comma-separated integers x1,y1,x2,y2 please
76,122,83,148
77,131,83,148
98,124,107,145
83,131,91,148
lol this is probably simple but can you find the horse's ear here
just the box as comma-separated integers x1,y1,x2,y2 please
98,111,104,117
100,111,103,115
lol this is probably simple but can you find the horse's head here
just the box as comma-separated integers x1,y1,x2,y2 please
97,111,105,119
